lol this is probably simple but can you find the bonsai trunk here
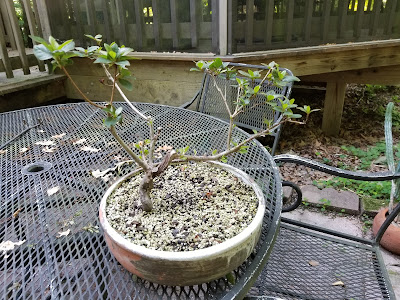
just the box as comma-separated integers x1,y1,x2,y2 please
139,169,154,212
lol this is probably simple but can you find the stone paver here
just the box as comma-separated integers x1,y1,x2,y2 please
300,184,360,214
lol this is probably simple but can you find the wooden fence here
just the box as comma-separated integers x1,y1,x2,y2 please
0,0,46,78
0,0,399,79
46,0,400,53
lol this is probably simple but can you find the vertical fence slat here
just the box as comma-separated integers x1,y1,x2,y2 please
228,0,233,54
21,0,45,71
170,0,179,49
286,0,294,43
370,0,382,37
115,0,127,44
189,0,198,48
245,0,254,48
35,0,51,39
101,0,112,43
0,6,14,78
72,0,84,45
384,0,398,36
211,0,218,53
337,0,348,39
5,0,30,75
134,0,145,50
322,0,332,42
354,0,365,39
0,1,17,49
304,0,313,42
151,0,161,49
85,0,97,36
31,0,43,37
59,1,72,39
264,0,274,46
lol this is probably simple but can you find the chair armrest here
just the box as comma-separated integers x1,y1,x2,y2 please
274,154,400,181
179,89,201,109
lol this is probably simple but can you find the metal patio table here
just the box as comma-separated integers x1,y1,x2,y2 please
0,102,281,299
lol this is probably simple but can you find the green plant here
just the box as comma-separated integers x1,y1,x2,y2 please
361,213,373,233
318,198,331,212
31,34,317,213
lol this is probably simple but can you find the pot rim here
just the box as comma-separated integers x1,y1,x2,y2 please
99,161,266,261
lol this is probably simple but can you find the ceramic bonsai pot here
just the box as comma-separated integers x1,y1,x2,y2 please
372,207,400,255
99,162,266,286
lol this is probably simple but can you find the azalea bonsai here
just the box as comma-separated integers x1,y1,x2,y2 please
31,34,316,213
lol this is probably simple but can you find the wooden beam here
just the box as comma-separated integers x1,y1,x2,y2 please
0,1,17,49
245,0,254,49
101,0,112,43
170,0,179,49
152,0,161,50
322,0,332,42
301,64,400,85
134,0,145,50
72,0,84,46
303,0,313,42
85,0,97,36
190,0,199,49
285,0,294,44
264,0,274,47
219,0,228,55
322,81,346,136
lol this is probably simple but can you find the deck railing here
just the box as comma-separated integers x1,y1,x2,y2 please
0,0,400,79
0,0,46,78
46,0,400,54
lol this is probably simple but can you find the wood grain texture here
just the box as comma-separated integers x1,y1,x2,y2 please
322,81,346,136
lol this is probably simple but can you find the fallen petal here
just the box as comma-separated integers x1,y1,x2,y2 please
332,280,345,287
51,133,66,139
35,140,55,146
19,147,29,153
308,260,320,267
47,186,60,196
0,240,25,252
57,229,71,238
81,146,100,152
42,146,56,153
72,138,86,145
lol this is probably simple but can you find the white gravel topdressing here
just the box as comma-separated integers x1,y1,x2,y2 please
106,163,259,251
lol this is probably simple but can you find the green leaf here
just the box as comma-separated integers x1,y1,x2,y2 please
49,36,59,49
118,78,133,91
117,47,133,57
212,149,218,155
115,60,130,69
103,116,119,128
190,67,200,72
94,57,113,64
33,44,54,60
115,107,123,115
29,35,48,45
221,156,228,163
59,40,75,52
108,50,117,59
254,85,260,93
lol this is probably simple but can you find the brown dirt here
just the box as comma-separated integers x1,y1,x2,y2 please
277,84,400,185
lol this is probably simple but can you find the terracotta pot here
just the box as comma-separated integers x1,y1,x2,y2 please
99,162,266,286
372,207,400,255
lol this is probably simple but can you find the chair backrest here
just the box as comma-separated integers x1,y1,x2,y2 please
196,63,294,132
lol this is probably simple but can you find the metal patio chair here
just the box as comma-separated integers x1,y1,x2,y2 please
250,102,400,299
180,63,294,155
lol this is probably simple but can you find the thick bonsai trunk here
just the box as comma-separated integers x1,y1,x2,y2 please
139,169,154,212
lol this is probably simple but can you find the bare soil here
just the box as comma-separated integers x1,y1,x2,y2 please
277,84,400,185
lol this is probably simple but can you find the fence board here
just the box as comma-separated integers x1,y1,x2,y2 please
211,0,218,53
0,7,14,78
5,0,30,74
304,0,313,42
370,0,382,36
189,0,198,48
31,0,43,37
21,0,45,71
385,0,398,35
286,0,295,43
72,0,84,45
321,0,332,42
85,0,97,36
115,0,127,44
0,1,17,49
337,0,348,39
151,0,161,49
101,0,112,43
264,0,274,46
354,0,365,39
245,0,254,47
134,0,146,50
59,1,72,39
170,0,179,49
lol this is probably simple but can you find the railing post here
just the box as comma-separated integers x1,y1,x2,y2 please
35,0,51,40
219,0,228,55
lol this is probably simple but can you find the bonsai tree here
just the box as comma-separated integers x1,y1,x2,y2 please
31,34,317,212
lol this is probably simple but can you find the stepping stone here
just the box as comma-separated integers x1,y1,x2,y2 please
299,185,360,214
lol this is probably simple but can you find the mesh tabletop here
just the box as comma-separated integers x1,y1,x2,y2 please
0,102,281,299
